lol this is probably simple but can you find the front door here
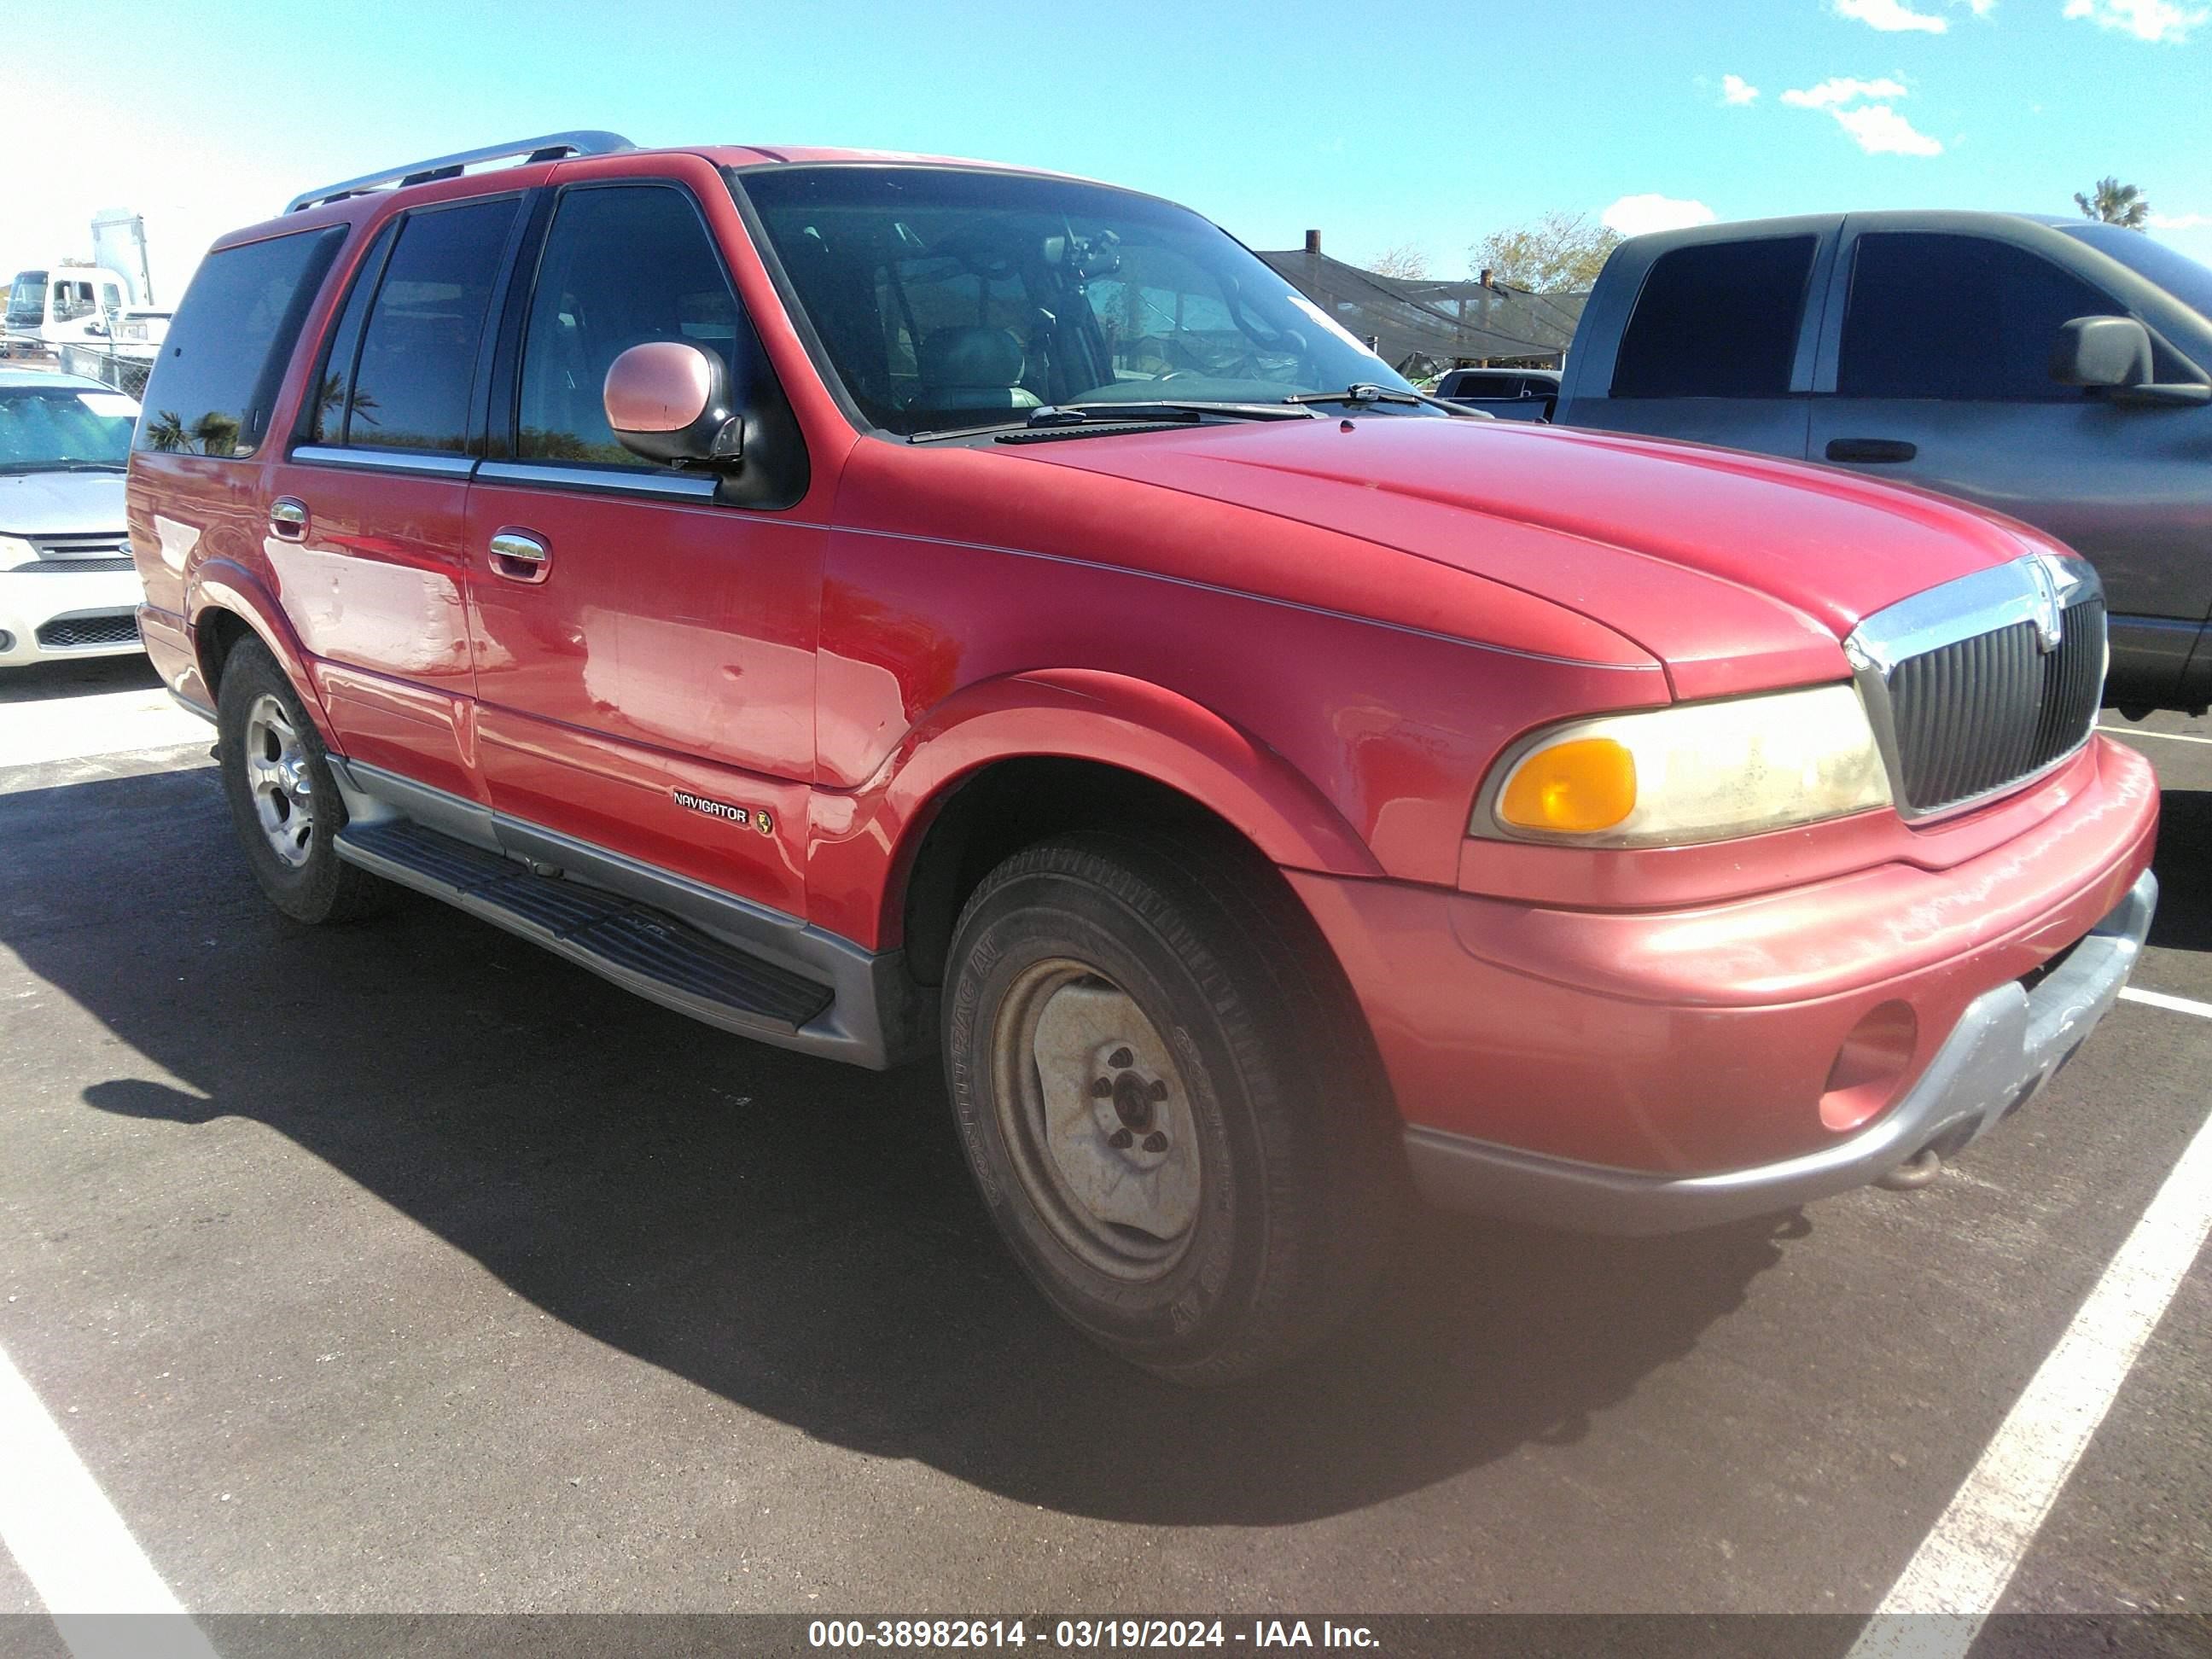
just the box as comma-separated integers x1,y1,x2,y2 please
1808,225,2212,705
464,177,822,921
269,195,523,800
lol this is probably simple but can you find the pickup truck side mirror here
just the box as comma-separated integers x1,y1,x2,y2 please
2051,316,2151,389
603,341,745,469
2051,316,2212,408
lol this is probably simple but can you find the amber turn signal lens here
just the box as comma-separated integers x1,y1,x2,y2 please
1498,737,1638,833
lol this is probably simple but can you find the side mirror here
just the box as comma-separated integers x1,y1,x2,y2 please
2051,316,2151,389
603,341,743,468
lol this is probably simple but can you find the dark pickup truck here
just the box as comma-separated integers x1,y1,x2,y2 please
1551,211,2212,714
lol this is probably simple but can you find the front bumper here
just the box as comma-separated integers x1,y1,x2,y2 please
0,567,145,667
1286,734,2160,1230
1402,869,2157,1233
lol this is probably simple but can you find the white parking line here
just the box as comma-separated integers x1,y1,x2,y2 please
2120,987,2212,1021
2096,725,2212,747
1846,1097,2212,1656
0,1342,218,1656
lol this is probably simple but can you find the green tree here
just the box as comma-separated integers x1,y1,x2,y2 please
1468,212,1621,292
2074,177,2151,229
1366,243,1431,281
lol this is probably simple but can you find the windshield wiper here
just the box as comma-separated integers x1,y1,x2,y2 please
1283,382,1496,419
0,460,128,474
909,400,1318,444
1045,400,1318,424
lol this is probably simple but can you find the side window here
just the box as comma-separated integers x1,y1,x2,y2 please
1610,236,1816,399
137,226,346,458
341,197,520,455
1838,233,2126,401
307,223,395,445
515,185,744,467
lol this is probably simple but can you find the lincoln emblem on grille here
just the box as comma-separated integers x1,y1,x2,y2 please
2026,556,2068,654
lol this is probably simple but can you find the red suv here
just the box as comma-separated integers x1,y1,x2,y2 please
128,133,2159,1382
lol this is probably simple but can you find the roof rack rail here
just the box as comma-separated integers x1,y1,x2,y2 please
284,131,636,215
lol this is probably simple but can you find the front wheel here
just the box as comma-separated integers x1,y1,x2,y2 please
943,832,1388,1384
215,637,387,925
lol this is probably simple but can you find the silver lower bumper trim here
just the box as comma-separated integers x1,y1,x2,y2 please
1404,868,2159,1235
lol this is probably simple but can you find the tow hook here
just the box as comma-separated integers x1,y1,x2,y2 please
1877,1148,1944,1190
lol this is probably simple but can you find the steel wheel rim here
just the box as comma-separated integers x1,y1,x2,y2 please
992,958,1203,1282
242,694,316,869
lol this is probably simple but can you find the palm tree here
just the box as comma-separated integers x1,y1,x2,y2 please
144,410,190,452
2074,178,2151,230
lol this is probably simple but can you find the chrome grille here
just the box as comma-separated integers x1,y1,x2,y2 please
1847,557,2106,822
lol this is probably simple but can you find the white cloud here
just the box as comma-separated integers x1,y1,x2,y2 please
1781,75,1910,108
1834,0,1950,32
1959,0,1996,15
1601,195,1721,236
1834,103,1947,154
2150,212,2212,229
2063,0,2209,41
1780,76,1945,155
1720,73,1761,104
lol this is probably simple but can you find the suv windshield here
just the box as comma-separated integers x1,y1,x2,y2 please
2059,224,2212,329
0,382,138,472
739,166,1417,436
6,271,49,329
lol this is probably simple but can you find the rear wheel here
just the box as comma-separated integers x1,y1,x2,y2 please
215,637,387,924
943,831,1389,1384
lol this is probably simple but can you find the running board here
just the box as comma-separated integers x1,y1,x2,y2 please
335,818,835,1037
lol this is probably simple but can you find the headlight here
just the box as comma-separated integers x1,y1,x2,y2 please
1476,683,1892,847
0,534,38,572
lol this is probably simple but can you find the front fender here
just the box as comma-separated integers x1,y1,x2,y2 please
808,667,1381,949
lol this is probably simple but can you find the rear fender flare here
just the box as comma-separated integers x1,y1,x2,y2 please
187,561,336,742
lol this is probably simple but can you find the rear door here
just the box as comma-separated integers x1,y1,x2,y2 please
1556,230,1831,457
1807,224,2212,703
463,174,822,921
266,194,525,800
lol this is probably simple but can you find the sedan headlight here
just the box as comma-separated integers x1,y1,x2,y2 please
1476,683,1892,847
0,534,38,573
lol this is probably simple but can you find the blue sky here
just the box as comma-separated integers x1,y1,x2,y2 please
15,0,2210,303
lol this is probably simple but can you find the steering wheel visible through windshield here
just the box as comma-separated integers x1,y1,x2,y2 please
736,165,1421,436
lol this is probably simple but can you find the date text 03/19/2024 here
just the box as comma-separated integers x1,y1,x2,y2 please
806,1621,1381,1649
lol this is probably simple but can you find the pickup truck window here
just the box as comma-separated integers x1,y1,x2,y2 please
137,226,345,458
2058,222,2212,331
517,185,748,469
742,166,1409,436
1839,233,2122,402
1610,236,1814,399
340,198,519,456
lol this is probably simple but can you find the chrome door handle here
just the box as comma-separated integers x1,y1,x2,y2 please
487,528,551,584
269,497,309,540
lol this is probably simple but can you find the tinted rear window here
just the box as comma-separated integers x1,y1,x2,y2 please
1610,236,1816,399
137,227,345,457
339,197,520,455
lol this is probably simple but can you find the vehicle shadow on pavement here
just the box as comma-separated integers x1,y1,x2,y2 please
20,763,2183,1528
2147,785,2212,954
0,654,163,705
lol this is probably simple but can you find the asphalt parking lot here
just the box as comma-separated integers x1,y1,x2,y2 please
1,655,2207,1648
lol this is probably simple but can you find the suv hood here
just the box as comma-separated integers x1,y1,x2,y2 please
0,469,127,538
1011,416,2042,699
